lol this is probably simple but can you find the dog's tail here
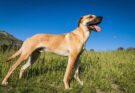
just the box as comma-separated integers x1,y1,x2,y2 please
6,48,22,62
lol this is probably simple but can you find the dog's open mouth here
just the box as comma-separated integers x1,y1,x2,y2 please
89,25,101,32
87,21,101,32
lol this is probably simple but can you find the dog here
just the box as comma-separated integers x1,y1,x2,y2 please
2,14,102,89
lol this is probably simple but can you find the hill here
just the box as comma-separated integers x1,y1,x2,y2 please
0,31,22,48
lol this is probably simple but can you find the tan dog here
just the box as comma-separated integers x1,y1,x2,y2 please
2,14,102,89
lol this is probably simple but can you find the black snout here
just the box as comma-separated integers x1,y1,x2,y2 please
94,16,103,25
97,16,103,22
86,16,103,26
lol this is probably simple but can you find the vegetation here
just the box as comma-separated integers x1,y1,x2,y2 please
0,49,135,93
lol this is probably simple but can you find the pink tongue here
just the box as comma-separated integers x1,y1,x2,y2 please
93,25,101,32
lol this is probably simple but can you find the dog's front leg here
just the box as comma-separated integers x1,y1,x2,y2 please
74,57,83,86
63,53,78,89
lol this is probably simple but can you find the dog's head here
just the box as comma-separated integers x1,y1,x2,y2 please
78,14,103,32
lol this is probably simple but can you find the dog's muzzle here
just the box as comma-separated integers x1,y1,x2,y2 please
87,16,103,32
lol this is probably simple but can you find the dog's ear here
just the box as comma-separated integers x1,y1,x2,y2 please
78,16,83,27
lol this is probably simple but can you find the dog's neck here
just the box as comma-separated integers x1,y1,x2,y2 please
73,24,91,44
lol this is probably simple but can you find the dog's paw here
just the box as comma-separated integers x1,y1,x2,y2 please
2,81,8,86
65,87,72,90
79,81,83,86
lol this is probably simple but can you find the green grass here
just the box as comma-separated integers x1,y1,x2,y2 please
0,50,135,93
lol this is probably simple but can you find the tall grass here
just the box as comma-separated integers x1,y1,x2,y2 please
0,50,135,93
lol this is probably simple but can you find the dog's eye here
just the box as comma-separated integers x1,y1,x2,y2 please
89,15,93,18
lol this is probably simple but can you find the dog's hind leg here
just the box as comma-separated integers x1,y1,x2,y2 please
19,56,31,79
2,53,30,85
19,50,40,79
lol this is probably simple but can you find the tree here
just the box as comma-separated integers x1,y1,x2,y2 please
90,49,95,52
127,47,135,51
117,47,124,51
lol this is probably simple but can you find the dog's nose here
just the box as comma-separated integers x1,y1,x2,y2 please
97,16,103,21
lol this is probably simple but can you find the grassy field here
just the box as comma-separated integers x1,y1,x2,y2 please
0,50,135,93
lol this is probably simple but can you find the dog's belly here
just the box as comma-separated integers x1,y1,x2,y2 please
39,47,69,56
52,50,69,56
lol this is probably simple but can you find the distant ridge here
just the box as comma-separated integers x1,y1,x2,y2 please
0,30,22,47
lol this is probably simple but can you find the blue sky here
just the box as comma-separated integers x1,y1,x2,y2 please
0,0,135,51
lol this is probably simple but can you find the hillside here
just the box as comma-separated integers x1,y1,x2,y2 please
0,31,22,47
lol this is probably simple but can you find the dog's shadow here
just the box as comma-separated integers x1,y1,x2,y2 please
22,50,66,80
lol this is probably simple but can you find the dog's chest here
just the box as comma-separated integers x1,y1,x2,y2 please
82,31,90,44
